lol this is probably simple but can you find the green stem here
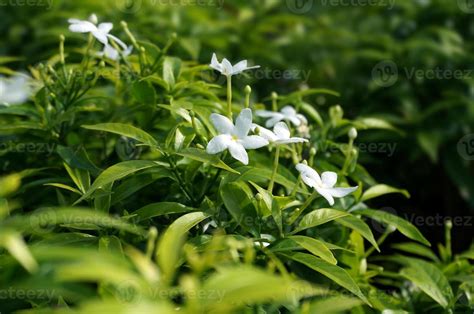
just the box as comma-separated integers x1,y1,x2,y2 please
268,146,281,193
227,75,232,119
289,190,318,226
365,228,391,258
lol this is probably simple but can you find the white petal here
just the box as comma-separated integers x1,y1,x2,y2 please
206,134,231,154
265,116,284,128
296,163,321,185
273,122,291,140
234,108,252,138
281,106,297,116
98,22,113,34
88,14,98,24
328,186,358,198
287,115,302,126
102,45,119,60
321,171,338,188
221,58,233,76
255,110,279,118
228,142,249,165
316,187,335,206
210,53,222,73
210,113,234,134
240,135,269,149
107,34,127,50
91,30,108,45
297,113,308,125
253,124,277,142
232,60,248,75
69,21,97,33
275,137,308,145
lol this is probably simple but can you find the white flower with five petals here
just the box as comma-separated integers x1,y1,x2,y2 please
206,108,269,165
252,122,308,145
296,163,358,206
210,53,260,77
256,105,307,128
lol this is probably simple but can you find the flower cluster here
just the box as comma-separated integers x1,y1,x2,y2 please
206,54,357,205
68,14,132,60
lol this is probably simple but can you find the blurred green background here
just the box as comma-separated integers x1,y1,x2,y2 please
1,0,473,252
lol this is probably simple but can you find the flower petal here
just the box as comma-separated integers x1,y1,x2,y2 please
328,186,358,198
69,21,97,33
273,122,291,140
316,187,335,206
91,30,109,45
255,110,278,118
221,58,233,76
232,60,248,75
252,124,277,142
210,113,234,134
98,22,113,34
228,142,249,165
296,163,321,185
265,115,284,128
210,53,222,72
240,135,269,149
107,34,127,50
281,106,297,117
321,171,338,188
234,108,252,138
206,134,231,154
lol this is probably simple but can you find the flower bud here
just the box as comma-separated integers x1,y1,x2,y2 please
309,147,317,157
349,127,358,140
245,85,252,95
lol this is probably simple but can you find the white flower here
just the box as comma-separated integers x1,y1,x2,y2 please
210,53,260,77
252,122,308,145
256,105,307,128
206,108,269,165
98,40,133,61
0,75,32,106
296,163,358,206
68,15,113,45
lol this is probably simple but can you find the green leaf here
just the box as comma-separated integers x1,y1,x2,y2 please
399,258,454,308
82,123,158,147
357,209,430,246
0,174,21,197
201,265,324,312
74,161,162,204
281,252,369,304
220,181,258,235
13,208,146,236
162,56,181,89
307,295,364,313
289,236,337,264
392,243,439,262
131,80,156,105
361,184,410,202
336,215,380,251
355,117,403,134
0,230,38,273
157,212,209,281
44,183,82,195
175,148,239,174
134,202,195,221
292,208,350,234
